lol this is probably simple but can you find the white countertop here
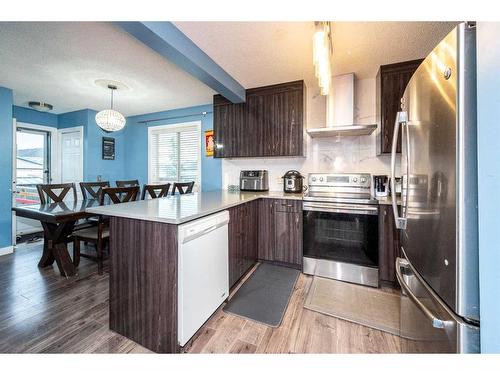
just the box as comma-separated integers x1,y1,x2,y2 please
86,190,303,225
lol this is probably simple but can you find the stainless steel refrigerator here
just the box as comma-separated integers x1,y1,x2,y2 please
390,22,480,353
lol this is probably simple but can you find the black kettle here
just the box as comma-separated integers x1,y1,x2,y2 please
282,170,305,193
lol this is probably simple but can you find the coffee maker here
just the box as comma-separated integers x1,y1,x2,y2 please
373,175,389,197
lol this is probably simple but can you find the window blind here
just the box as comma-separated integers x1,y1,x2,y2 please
149,124,200,188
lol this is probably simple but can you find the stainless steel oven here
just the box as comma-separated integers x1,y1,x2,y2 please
302,173,379,287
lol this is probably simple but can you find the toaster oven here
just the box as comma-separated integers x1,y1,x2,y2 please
239,170,269,191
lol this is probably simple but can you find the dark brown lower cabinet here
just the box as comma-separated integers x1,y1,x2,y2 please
378,204,401,285
258,199,275,261
258,199,302,270
109,217,180,353
228,200,258,288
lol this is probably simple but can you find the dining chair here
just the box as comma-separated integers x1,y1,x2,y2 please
116,179,139,187
72,186,140,274
172,181,195,195
36,183,77,204
79,181,110,227
80,181,110,200
36,183,80,265
141,183,171,200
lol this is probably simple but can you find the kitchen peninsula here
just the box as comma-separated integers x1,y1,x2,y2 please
86,191,302,353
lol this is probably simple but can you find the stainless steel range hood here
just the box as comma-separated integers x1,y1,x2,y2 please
307,73,377,138
307,124,377,137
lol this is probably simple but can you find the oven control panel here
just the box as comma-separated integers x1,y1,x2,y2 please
308,173,371,188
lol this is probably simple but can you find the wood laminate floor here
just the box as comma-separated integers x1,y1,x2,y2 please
186,264,401,354
0,243,401,354
0,242,150,353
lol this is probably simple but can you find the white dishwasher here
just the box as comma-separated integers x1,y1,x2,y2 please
177,210,229,346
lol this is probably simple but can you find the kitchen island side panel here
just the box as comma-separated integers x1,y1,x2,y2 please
109,216,179,353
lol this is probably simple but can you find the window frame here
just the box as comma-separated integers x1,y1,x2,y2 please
147,121,202,191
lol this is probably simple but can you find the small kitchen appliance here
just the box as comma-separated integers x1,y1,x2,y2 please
239,170,269,191
282,170,305,193
373,175,389,197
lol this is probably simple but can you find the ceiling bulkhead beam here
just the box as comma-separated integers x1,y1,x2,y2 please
115,21,246,103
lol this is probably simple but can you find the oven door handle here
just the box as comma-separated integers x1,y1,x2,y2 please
303,203,378,215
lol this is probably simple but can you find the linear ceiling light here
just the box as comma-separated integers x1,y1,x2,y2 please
313,21,333,96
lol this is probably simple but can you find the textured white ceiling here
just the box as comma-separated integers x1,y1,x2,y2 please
0,22,216,116
330,22,458,78
175,21,458,90
175,22,318,88
0,21,458,117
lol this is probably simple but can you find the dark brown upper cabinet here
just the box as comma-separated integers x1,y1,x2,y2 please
376,59,423,154
213,80,306,158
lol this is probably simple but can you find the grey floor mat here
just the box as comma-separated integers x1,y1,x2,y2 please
223,263,300,327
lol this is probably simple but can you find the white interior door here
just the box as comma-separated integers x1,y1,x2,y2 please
59,127,83,199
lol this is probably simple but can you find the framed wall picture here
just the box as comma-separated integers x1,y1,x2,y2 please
205,130,214,157
102,137,115,160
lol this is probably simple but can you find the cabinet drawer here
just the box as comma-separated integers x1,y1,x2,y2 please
273,200,300,213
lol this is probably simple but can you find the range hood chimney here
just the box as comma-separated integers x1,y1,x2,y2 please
307,73,377,138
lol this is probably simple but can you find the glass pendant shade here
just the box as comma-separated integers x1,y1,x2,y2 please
95,109,126,132
96,84,126,132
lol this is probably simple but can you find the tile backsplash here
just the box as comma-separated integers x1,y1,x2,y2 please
222,133,401,191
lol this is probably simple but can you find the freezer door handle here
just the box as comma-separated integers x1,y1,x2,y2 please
396,257,450,329
390,111,408,229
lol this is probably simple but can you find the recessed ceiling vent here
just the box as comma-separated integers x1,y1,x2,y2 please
28,101,53,112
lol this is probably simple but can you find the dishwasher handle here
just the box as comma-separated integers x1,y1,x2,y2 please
180,212,230,244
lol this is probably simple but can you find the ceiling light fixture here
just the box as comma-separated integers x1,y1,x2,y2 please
313,21,333,96
95,84,126,133
28,101,53,112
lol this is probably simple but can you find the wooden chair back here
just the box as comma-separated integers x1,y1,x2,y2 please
172,181,195,195
80,181,110,200
99,186,140,205
116,179,139,188
141,183,171,200
36,183,77,204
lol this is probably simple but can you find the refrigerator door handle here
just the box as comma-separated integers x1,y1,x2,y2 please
390,111,408,229
396,257,450,329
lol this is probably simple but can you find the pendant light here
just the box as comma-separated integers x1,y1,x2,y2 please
95,84,126,132
313,21,333,96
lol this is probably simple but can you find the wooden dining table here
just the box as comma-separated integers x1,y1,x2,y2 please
12,199,107,277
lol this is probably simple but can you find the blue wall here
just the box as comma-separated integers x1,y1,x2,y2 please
477,22,500,354
0,101,219,250
58,109,126,184
13,105,58,128
10,103,219,191
124,104,221,191
0,87,13,249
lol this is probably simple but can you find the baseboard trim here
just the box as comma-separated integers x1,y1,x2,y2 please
0,245,14,256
